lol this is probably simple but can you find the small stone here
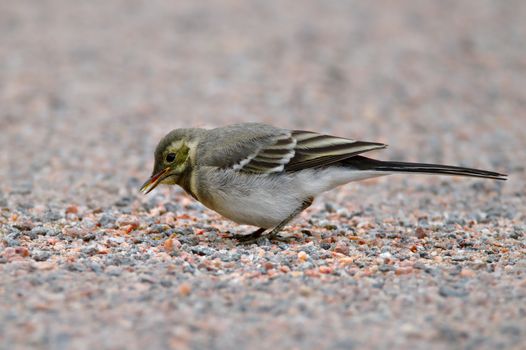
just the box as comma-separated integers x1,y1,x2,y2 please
297,251,308,262
324,202,336,213
44,209,62,221
179,282,192,296
32,250,51,262
82,233,96,241
81,245,99,255
148,224,170,234
65,205,79,215
280,265,291,273
379,264,394,272
176,235,197,246
63,227,89,238
116,216,140,230
14,247,30,257
320,242,331,250
164,238,175,252
114,196,133,207
164,203,179,213
338,257,354,266
160,280,173,287
415,227,427,239
46,228,61,237
164,237,182,253
6,227,22,240
379,251,392,259
30,226,50,236
99,213,116,227
319,265,332,274
263,262,274,271
4,236,20,247
190,246,215,256
334,241,349,255
13,220,34,231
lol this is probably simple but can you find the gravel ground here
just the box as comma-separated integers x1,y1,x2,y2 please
1,1,525,349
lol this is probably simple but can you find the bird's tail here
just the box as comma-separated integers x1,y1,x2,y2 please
343,156,507,180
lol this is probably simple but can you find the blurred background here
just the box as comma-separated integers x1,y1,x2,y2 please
1,1,525,349
1,0,524,207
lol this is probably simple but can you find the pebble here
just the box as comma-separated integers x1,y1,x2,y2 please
65,205,79,215
30,226,50,237
379,252,392,259
31,250,51,262
178,283,192,296
190,246,215,256
99,213,117,227
62,227,89,239
415,227,427,239
334,241,349,255
297,251,309,262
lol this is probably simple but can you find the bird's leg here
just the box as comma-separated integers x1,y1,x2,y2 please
266,197,314,241
231,227,266,242
232,198,313,244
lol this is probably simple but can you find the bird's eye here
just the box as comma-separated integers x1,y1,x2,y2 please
165,153,176,163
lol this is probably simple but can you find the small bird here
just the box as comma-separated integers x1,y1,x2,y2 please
140,123,507,242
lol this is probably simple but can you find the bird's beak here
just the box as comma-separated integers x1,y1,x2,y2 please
140,167,171,194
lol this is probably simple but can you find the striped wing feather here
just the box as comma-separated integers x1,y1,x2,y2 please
234,133,297,173
285,131,386,171
236,130,386,174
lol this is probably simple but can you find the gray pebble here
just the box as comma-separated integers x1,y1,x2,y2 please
32,250,51,261
179,235,199,246
81,245,99,255
3,237,20,247
6,227,22,240
44,209,62,222
190,246,216,256
98,213,116,227
164,203,180,213
30,226,50,237
114,196,133,207
378,265,394,272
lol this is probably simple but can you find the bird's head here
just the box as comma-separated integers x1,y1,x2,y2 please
140,129,199,194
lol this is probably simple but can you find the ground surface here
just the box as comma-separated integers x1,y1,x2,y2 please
1,1,525,349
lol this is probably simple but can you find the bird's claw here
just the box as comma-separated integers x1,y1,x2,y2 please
230,231,297,244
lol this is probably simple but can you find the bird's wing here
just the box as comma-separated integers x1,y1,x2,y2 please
197,123,294,173
284,130,386,172
216,129,386,174
231,132,298,173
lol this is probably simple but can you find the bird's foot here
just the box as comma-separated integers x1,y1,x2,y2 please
265,231,297,243
231,228,298,244
230,228,266,243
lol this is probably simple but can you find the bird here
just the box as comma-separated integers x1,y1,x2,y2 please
140,122,507,242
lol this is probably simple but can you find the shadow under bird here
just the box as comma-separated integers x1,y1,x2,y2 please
140,123,507,242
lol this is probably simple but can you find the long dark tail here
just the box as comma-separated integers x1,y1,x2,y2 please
344,156,507,180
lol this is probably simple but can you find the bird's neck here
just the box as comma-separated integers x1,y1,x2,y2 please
177,168,198,200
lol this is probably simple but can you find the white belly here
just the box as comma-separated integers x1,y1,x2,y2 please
198,167,387,228
204,174,304,228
